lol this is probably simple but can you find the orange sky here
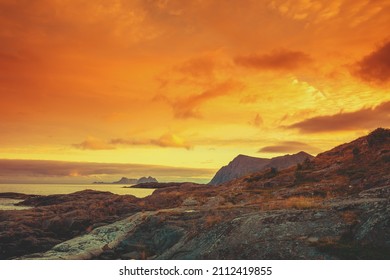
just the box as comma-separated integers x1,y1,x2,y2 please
0,0,389,183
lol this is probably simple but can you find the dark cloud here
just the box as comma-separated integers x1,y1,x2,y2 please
353,40,390,84
234,49,311,71
258,141,320,154
0,159,214,182
286,101,390,133
172,80,243,118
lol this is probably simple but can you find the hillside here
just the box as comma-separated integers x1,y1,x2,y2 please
209,151,313,185
1,128,389,260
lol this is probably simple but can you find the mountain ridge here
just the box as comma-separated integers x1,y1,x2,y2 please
209,151,313,185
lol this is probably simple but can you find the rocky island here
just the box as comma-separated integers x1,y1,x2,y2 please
93,176,158,185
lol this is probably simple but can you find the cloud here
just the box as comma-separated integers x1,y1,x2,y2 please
268,0,340,23
111,133,192,150
175,56,216,78
72,137,115,150
249,113,263,127
234,49,311,71
258,141,320,154
353,40,390,84
74,133,192,150
286,101,390,133
0,159,215,183
171,80,243,118
267,0,386,27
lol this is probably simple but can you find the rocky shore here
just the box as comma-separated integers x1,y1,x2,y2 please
1,128,389,260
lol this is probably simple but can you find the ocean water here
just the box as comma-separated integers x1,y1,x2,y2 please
0,184,155,210
0,198,32,211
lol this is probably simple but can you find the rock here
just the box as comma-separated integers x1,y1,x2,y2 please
182,197,199,207
121,251,140,259
307,237,319,243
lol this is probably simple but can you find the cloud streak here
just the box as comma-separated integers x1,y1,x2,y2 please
286,101,390,133
111,133,192,150
72,137,116,150
73,133,192,150
258,141,320,154
234,49,311,71
0,159,214,182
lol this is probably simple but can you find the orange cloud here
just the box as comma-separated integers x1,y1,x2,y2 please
73,137,115,150
287,101,390,133
258,141,320,154
73,134,191,150
234,49,311,71
249,113,263,127
175,56,216,78
353,40,390,85
111,133,192,150
172,80,243,118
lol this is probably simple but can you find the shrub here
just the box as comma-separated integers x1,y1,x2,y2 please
352,147,360,158
382,155,390,163
367,128,390,147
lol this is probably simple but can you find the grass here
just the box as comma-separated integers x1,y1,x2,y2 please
204,215,224,227
280,196,321,209
260,196,322,210
341,210,359,224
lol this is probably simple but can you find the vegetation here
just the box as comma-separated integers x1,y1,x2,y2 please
367,128,390,147
337,167,366,180
263,196,322,210
245,167,279,183
352,147,360,158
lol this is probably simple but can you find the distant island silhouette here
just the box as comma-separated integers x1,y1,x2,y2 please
93,176,158,185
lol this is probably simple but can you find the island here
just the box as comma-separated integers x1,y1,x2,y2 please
93,176,158,185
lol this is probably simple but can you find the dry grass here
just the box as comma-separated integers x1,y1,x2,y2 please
262,196,322,210
204,214,224,227
341,210,359,224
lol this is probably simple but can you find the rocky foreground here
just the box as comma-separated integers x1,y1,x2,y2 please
1,128,389,260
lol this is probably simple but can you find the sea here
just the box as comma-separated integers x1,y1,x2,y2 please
0,183,155,211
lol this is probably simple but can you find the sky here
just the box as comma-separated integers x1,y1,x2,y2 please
0,0,389,183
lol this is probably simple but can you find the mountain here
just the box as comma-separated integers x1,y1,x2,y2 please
209,151,313,185
136,176,158,184
113,177,138,184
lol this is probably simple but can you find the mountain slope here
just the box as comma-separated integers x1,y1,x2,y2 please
209,151,313,185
